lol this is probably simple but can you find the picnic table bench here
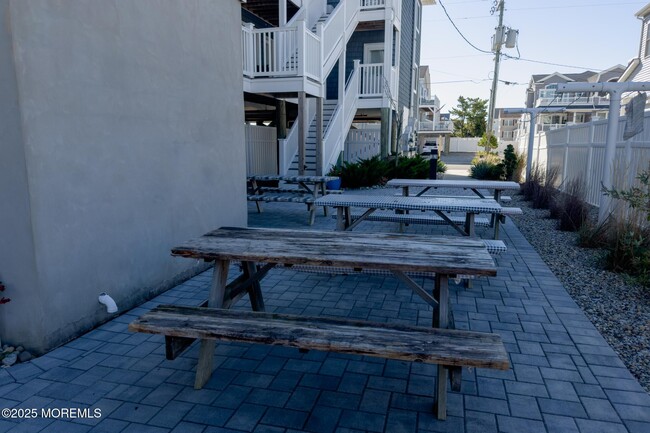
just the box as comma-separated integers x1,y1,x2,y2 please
386,179,520,201
247,175,340,225
314,193,521,239
129,227,508,419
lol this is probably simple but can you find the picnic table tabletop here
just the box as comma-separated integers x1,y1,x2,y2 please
386,179,520,190
314,193,504,213
247,175,339,182
171,226,496,276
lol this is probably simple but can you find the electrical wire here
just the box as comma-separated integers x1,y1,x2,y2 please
437,0,492,54
502,53,600,71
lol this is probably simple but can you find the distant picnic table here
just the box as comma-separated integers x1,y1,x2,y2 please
314,193,519,239
386,179,520,201
247,175,340,224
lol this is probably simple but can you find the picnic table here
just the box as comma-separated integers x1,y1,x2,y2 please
386,179,520,201
314,193,517,239
247,175,340,225
130,227,507,419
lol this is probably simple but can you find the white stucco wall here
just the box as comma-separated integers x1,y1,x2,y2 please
0,0,247,353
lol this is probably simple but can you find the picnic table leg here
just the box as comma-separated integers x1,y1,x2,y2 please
320,182,328,216
402,186,409,197
336,207,346,231
308,203,316,225
195,259,229,389
432,274,450,419
251,180,262,213
494,216,501,239
489,190,501,227
464,213,476,237
242,261,265,312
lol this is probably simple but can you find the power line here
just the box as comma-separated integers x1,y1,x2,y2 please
437,0,492,54
502,53,600,71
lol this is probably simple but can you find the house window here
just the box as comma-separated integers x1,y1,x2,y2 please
646,22,650,57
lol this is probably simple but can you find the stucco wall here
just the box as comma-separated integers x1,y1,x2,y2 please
0,0,247,353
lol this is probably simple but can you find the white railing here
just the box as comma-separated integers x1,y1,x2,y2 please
361,0,385,8
242,25,299,77
304,29,321,79
390,66,398,100
535,91,609,107
322,62,361,172
344,128,381,162
529,114,650,207
419,120,454,132
319,2,346,74
304,0,326,29
359,63,383,97
245,125,278,176
537,123,565,133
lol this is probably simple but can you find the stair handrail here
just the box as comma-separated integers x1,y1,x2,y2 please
317,1,361,83
321,60,361,172
279,109,317,175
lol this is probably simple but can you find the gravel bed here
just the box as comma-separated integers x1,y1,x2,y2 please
509,194,650,393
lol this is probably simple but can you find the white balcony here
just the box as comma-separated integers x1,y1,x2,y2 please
537,123,565,133
535,90,610,108
419,120,454,132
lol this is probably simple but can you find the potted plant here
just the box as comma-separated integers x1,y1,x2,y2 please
326,166,343,190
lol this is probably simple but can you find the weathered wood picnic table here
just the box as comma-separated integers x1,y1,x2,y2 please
130,226,507,419
314,193,517,239
247,175,340,225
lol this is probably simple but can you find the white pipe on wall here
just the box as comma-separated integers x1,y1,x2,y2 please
98,292,118,314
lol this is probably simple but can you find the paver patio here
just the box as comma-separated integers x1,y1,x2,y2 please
1,188,649,433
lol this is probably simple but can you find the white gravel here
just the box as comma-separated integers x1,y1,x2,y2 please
509,194,650,393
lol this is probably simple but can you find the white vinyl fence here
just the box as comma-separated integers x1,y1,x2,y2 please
245,125,278,176
529,114,650,207
344,128,381,162
449,137,509,153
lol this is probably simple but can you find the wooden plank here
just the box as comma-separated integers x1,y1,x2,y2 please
391,270,438,307
129,305,510,370
171,227,497,277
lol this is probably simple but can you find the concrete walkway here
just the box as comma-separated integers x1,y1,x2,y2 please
1,186,649,432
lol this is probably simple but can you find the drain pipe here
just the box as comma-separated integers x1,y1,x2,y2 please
98,292,118,314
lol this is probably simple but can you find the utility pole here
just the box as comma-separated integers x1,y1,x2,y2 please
485,0,505,146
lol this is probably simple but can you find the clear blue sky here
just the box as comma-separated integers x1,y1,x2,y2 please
420,0,646,111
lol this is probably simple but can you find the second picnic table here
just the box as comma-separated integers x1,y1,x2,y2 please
314,193,514,238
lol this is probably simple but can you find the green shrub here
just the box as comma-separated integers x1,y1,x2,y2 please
470,160,504,180
471,152,501,166
477,133,499,154
339,155,389,189
502,145,519,181
577,218,611,248
437,159,447,174
387,154,429,179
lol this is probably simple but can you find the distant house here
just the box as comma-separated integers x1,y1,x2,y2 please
493,108,520,149
241,0,435,176
619,3,650,83
416,65,453,151
518,66,625,137
0,1,247,353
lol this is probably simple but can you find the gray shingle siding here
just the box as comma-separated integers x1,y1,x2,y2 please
399,0,417,112
326,30,384,100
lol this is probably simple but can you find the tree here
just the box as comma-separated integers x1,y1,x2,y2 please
477,133,498,154
450,96,488,137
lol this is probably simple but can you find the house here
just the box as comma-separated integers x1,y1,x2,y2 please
619,3,650,83
0,1,247,353
241,0,435,176
417,65,454,152
515,66,626,140
493,108,520,148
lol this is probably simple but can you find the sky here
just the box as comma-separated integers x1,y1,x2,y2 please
419,0,646,111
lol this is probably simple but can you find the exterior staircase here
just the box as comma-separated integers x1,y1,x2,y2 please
287,101,339,176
